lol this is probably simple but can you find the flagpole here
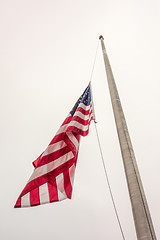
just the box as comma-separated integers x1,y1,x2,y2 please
99,35,156,240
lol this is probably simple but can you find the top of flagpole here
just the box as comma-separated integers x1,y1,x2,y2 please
99,35,104,40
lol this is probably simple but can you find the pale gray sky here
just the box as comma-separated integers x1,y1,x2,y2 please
0,0,160,239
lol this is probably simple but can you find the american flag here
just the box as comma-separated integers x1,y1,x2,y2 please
15,84,93,208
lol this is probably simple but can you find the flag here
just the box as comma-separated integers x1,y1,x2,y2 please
15,84,93,208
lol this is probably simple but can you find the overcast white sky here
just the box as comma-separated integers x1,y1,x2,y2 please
1,0,160,239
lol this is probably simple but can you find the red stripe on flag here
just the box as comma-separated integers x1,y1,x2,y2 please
35,145,71,167
14,197,21,208
73,132,80,142
33,153,43,168
71,116,90,125
76,107,90,115
67,126,90,136
61,115,72,126
49,133,65,145
30,187,40,207
48,179,58,202
63,170,72,199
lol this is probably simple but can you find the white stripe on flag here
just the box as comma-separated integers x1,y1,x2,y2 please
42,140,67,157
56,173,67,201
69,164,75,187
56,124,69,135
21,192,30,207
66,132,79,150
57,189,67,201
28,151,74,182
68,121,89,131
39,182,50,204
78,103,91,111
74,111,90,121
89,112,93,121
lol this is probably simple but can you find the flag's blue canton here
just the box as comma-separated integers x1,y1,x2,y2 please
70,85,91,116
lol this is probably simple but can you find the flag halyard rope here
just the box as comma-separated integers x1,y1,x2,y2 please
94,122,126,240
89,40,126,240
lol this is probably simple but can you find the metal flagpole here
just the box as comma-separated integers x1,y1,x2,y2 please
99,35,157,240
